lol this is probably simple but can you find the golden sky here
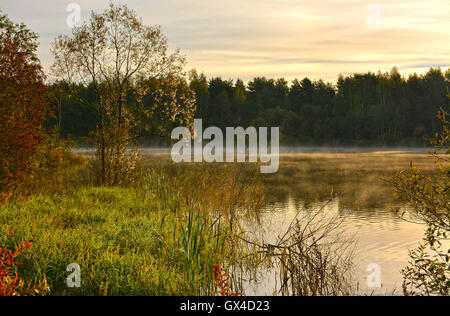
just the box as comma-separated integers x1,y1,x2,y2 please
2,0,449,82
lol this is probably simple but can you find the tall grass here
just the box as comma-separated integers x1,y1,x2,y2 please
1,153,365,296
0,164,257,295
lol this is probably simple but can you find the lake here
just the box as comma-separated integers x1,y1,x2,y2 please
76,147,437,295
245,150,435,295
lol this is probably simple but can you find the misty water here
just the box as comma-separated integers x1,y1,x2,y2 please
76,147,435,295
244,150,433,295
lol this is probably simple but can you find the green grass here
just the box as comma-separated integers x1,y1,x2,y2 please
0,170,234,296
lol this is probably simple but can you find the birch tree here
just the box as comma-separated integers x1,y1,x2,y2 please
51,3,195,185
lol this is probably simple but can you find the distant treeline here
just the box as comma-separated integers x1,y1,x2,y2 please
49,67,450,146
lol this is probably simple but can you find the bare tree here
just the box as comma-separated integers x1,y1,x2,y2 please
51,2,195,185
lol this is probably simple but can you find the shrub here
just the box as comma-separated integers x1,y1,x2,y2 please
0,240,49,296
391,109,450,296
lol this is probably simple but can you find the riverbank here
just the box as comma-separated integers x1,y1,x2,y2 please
0,167,249,295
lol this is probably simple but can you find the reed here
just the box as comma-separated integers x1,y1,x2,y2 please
0,163,257,295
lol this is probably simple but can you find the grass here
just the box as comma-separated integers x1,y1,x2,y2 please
3,151,432,296
0,167,243,296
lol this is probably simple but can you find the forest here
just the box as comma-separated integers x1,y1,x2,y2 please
50,67,450,146
1,2,449,298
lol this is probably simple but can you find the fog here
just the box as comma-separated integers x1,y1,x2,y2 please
73,146,432,156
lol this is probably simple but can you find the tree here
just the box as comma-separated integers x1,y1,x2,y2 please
208,77,233,128
47,64,449,147
290,78,313,111
0,10,38,60
232,79,246,125
189,69,210,122
47,82,99,139
391,109,450,296
0,14,49,202
51,2,195,185
422,68,448,133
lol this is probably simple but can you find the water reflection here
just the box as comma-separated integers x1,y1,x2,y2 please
85,147,435,295
245,152,435,295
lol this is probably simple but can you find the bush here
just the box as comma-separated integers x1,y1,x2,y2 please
0,240,49,296
391,110,450,296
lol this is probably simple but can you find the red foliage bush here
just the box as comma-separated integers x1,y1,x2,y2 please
0,240,48,296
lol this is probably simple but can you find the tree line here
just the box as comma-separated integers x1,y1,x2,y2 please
51,67,450,146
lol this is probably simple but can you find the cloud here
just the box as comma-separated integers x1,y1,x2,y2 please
1,0,449,82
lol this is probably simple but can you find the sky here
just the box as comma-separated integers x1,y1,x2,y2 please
1,0,449,82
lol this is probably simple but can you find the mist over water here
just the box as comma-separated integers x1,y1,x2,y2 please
245,149,436,295
75,146,436,294
74,146,433,155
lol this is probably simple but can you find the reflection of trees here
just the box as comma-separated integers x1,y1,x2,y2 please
143,152,436,216
261,154,436,213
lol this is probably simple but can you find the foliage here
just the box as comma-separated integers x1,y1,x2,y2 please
51,67,450,146
33,141,88,194
0,17,49,202
0,240,49,296
0,10,38,60
0,163,261,295
51,2,196,185
212,264,244,296
391,109,450,296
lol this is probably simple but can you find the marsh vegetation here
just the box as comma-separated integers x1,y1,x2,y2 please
1,2,449,296
140,149,441,295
